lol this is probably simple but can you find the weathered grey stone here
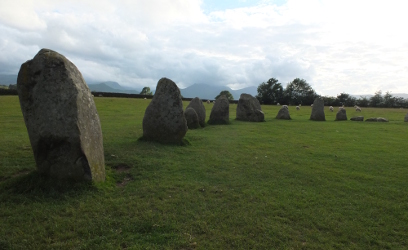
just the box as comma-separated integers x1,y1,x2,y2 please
377,117,389,122
142,78,187,143
365,117,389,122
404,113,408,122
208,95,229,124
236,93,264,122
310,98,326,121
184,107,200,129
350,116,364,121
335,108,347,121
186,97,206,127
17,48,105,182
276,106,291,120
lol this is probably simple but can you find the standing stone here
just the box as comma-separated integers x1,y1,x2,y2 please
142,78,187,143
405,113,408,122
208,95,229,124
310,98,326,121
184,107,200,129
335,108,347,121
236,93,264,122
17,49,105,182
275,106,291,120
350,116,364,121
186,97,206,127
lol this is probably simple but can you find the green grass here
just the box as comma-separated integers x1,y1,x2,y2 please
1,96,408,249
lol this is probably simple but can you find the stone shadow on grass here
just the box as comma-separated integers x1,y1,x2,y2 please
0,170,96,203
137,136,191,146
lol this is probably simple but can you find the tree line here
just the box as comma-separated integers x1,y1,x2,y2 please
255,78,408,108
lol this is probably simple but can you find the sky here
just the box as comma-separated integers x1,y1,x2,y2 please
0,0,407,96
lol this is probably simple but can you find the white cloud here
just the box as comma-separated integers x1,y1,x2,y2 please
0,0,407,96
0,0,47,31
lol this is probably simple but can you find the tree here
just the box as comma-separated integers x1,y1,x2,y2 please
356,96,369,107
284,78,317,105
140,87,153,95
369,90,383,107
322,95,336,106
336,92,356,107
383,91,396,108
215,90,234,100
256,78,284,104
395,97,408,108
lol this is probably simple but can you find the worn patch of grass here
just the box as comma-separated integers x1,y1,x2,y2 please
1,96,408,249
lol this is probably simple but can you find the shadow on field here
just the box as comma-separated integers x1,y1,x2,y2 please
0,170,96,202
137,136,191,146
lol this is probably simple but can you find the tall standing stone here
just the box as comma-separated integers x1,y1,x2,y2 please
142,78,187,143
17,49,105,182
335,109,347,121
404,113,408,122
310,98,326,121
186,97,206,127
208,95,230,124
236,93,265,122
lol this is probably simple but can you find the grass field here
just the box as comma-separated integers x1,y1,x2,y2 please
1,95,408,249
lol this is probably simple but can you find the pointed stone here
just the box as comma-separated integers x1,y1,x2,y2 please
208,95,230,125
310,98,326,121
142,78,187,143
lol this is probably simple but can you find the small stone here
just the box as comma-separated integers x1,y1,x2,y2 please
335,108,347,121
365,117,389,122
186,97,206,127
184,107,200,129
350,116,364,121
276,106,291,120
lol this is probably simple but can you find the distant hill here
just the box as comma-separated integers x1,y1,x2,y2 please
393,93,408,99
99,81,138,91
180,83,257,100
1,73,406,99
351,93,408,99
88,82,140,94
232,86,258,99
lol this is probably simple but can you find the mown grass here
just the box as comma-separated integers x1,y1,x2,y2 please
1,95,408,249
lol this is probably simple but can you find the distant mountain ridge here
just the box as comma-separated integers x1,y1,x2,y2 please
2,74,408,99
179,83,258,100
87,81,140,94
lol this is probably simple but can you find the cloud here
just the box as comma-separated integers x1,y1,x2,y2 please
0,0,407,96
